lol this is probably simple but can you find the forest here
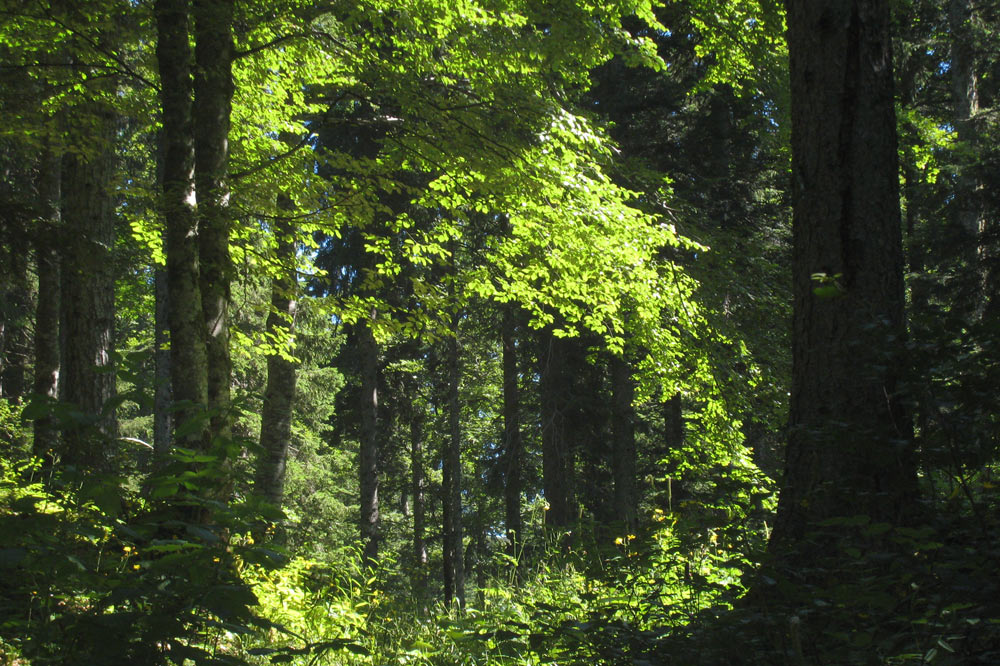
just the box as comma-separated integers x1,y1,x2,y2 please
1,0,998,663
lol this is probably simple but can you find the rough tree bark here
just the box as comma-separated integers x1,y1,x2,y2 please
358,313,380,568
442,303,465,606
32,147,62,456
153,261,172,457
192,0,235,442
949,0,980,236
253,218,298,507
409,384,428,600
59,108,117,470
0,218,31,404
770,0,918,554
501,306,523,562
611,354,637,534
540,331,575,530
156,0,209,448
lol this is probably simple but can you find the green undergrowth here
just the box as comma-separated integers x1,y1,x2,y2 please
239,511,760,666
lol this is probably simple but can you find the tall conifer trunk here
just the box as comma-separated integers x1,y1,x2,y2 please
192,0,234,442
153,261,172,457
409,388,427,600
442,295,464,606
59,109,117,469
771,0,918,555
254,218,298,506
156,0,209,448
1,220,30,405
611,354,637,534
33,147,62,456
358,313,380,568
540,332,575,530
501,306,523,562
948,0,986,313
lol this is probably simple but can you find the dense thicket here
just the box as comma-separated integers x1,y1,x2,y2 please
2,0,999,664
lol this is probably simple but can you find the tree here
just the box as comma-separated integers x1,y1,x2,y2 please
155,0,209,448
769,0,918,555
611,354,638,534
501,305,524,562
442,263,465,606
253,216,299,507
33,148,62,455
192,0,235,443
58,62,119,470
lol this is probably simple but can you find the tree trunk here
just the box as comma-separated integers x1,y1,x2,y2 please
192,0,235,443
442,307,465,606
358,315,380,568
770,0,918,554
59,112,117,470
540,332,575,530
611,354,637,534
153,260,172,458
254,219,298,507
1,219,31,405
32,147,62,457
948,0,980,237
663,392,686,510
156,0,209,448
501,306,523,563
948,0,985,312
410,387,427,601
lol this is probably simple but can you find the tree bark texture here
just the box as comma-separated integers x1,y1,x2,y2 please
32,147,62,456
539,331,575,530
193,0,235,442
772,0,918,550
0,219,31,404
949,0,981,240
663,392,687,509
358,316,380,568
153,262,172,457
611,354,637,534
409,389,427,599
156,0,209,447
254,220,298,507
59,116,118,469
443,307,465,606
501,306,523,561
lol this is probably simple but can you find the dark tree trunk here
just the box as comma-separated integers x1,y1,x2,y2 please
501,306,523,562
442,307,465,606
610,354,637,534
539,331,575,530
156,0,209,448
663,392,686,510
1,219,31,405
409,388,427,600
32,147,62,457
948,0,980,235
1,236,29,405
192,0,235,443
153,261,172,457
948,0,986,312
358,315,380,568
254,220,298,507
770,0,918,554
474,484,487,607
59,113,117,470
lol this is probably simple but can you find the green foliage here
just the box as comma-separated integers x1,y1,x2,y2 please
0,442,289,666
236,515,762,666
0,400,26,456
